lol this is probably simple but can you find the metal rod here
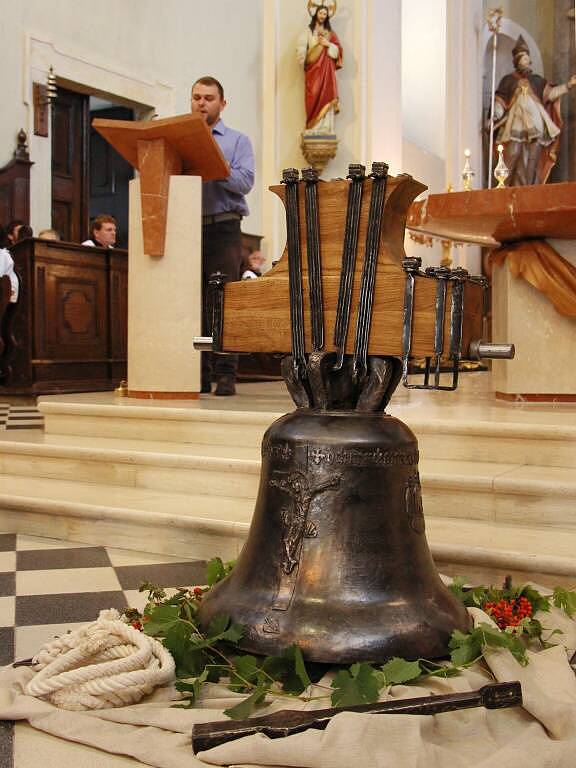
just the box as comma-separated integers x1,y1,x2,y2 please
282,168,306,378
469,340,515,360
487,25,499,188
302,167,324,352
193,336,214,351
191,681,522,754
333,164,366,370
352,162,389,380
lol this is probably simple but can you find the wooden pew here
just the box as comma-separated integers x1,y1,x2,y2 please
0,238,127,395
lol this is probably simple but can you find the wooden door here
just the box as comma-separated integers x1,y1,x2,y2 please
89,106,134,248
51,88,89,243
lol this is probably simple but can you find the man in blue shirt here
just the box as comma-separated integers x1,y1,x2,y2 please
191,76,255,396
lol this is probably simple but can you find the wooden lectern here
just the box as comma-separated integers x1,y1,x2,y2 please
92,113,229,398
93,113,229,257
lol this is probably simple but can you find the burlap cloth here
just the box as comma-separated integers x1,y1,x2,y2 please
2,607,576,768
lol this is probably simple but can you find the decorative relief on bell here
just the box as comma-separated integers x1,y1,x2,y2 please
405,473,425,534
263,616,281,634
262,442,293,461
270,470,341,575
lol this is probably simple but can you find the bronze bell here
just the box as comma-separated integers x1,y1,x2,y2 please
194,164,513,664
198,395,470,663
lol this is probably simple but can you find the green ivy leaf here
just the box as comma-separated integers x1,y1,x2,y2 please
229,655,260,692
448,577,467,603
449,623,528,668
174,669,209,708
381,657,422,685
553,587,576,618
220,622,244,644
207,614,230,636
449,629,483,667
142,604,181,637
205,557,234,587
331,662,383,707
520,585,551,614
293,645,312,689
224,684,268,720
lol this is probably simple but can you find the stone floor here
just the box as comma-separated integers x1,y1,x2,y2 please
0,404,43,432
0,531,205,768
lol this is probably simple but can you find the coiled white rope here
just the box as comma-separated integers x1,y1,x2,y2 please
25,609,175,711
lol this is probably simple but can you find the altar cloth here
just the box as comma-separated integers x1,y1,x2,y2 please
2,607,576,768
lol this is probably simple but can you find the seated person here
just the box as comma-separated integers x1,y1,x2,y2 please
82,215,117,248
241,250,266,279
4,219,25,247
0,247,19,303
16,225,33,242
38,228,61,241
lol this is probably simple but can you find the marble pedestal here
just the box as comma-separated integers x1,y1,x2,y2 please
127,176,201,398
492,239,576,402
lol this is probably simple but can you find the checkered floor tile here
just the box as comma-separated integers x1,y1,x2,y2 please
0,532,206,666
0,404,43,431
0,532,206,767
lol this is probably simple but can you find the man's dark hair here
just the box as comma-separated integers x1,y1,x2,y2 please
5,219,25,239
192,76,224,101
16,225,33,241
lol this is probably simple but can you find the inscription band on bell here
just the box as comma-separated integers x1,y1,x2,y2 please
308,446,418,467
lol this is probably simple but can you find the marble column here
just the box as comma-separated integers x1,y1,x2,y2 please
127,176,201,398
492,239,576,401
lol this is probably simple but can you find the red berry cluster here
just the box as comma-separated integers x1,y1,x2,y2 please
483,596,532,629
193,586,204,599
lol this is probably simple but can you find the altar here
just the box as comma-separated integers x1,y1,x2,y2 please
407,182,576,402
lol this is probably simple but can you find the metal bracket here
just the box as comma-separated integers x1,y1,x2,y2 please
208,271,226,353
402,263,469,391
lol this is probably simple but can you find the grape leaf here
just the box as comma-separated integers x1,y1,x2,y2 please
381,657,422,685
331,662,383,707
174,669,209,708
553,587,576,618
229,655,260,692
224,685,268,720
142,604,181,637
205,557,234,586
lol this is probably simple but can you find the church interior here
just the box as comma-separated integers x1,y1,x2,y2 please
1,1,576,766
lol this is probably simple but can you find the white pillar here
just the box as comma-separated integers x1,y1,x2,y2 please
127,176,202,398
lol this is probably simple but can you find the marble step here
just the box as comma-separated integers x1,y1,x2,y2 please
0,473,575,587
39,400,280,449
38,399,576,469
0,435,575,527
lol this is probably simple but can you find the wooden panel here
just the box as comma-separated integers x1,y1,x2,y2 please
89,106,134,248
0,130,32,226
51,88,89,242
109,252,128,359
0,239,127,395
221,173,485,357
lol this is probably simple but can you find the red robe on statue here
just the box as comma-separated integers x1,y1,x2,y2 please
304,30,343,131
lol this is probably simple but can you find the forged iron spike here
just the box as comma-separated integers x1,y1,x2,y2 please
303,167,324,352
281,169,307,377
352,164,389,380
333,165,366,370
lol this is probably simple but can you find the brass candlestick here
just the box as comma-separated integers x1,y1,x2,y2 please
494,144,509,188
461,149,474,191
